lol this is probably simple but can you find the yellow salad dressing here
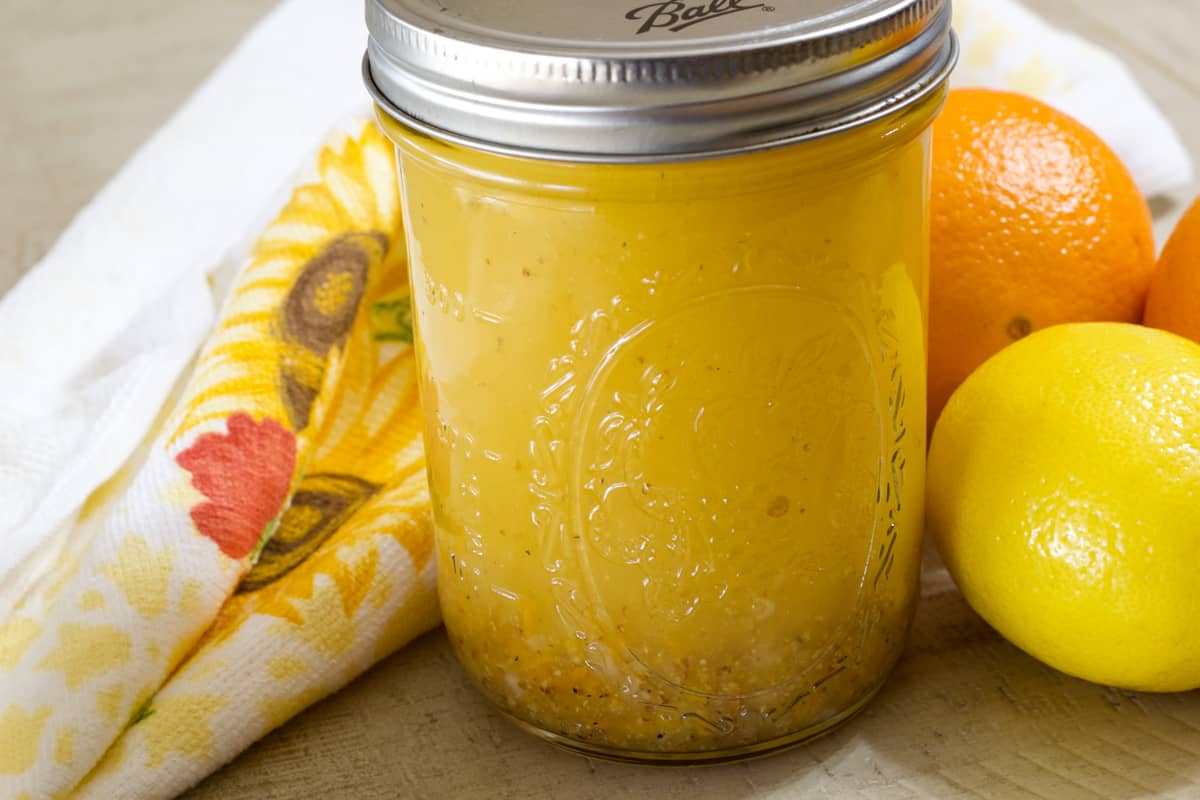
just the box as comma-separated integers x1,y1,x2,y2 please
367,0,955,762
380,91,939,758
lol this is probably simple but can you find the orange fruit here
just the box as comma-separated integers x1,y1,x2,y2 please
1145,196,1200,342
928,89,1156,428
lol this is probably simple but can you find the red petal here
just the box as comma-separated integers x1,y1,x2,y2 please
177,412,297,560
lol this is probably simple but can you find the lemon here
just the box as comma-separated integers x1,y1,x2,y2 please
928,322,1200,691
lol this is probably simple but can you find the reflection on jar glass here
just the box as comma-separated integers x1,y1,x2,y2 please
367,0,956,763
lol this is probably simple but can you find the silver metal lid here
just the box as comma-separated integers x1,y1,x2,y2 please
364,0,957,161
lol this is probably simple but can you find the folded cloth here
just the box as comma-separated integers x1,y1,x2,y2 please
0,0,368,616
0,119,438,800
0,0,1192,797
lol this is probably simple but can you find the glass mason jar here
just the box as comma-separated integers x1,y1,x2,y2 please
366,0,956,763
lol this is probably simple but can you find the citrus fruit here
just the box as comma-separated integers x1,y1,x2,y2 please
1145,196,1200,341
928,89,1156,428
928,322,1200,692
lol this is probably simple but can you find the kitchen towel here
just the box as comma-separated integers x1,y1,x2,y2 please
1,118,438,800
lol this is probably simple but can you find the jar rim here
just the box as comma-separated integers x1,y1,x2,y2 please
364,0,958,162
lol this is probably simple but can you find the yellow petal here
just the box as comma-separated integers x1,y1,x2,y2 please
38,623,131,689
100,534,175,620
0,619,40,671
0,705,51,775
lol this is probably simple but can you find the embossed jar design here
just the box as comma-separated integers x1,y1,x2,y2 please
366,0,957,762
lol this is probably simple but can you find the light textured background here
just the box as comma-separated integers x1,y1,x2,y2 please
4,2,1200,798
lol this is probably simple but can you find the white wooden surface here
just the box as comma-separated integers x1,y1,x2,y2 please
4,1,1200,797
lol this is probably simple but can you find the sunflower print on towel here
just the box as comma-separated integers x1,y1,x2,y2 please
0,119,438,800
